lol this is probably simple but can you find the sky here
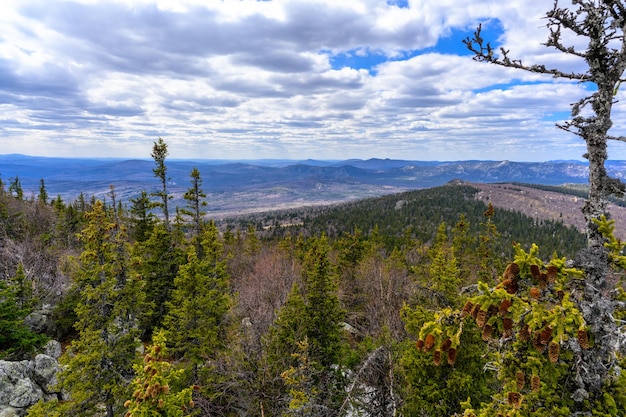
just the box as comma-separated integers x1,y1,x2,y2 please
1,0,625,162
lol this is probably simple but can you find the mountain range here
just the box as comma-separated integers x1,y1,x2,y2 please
0,154,619,217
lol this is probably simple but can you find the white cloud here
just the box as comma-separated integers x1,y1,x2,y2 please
0,0,624,161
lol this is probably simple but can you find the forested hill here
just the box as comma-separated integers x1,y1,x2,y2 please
236,182,588,259
3,154,626,217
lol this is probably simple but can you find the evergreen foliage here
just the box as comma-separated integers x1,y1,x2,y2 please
300,185,586,259
151,137,172,229
162,221,231,381
0,264,46,359
50,200,142,417
124,330,194,417
301,235,345,367
133,223,184,340
129,191,156,243
180,167,207,238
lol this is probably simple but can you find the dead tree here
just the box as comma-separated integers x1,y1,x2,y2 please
464,0,626,404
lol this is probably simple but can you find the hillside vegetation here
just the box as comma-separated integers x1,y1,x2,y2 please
2,157,614,416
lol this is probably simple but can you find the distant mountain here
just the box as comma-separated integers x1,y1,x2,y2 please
0,154,614,216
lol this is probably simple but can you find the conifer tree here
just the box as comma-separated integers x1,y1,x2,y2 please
401,222,491,416
162,221,231,382
38,178,48,206
151,137,172,229
124,330,194,417
8,176,23,200
129,191,156,243
133,222,183,340
263,236,346,416
441,2,626,413
47,200,142,417
266,282,309,373
180,167,207,239
0,264,46,359
302,235,345,367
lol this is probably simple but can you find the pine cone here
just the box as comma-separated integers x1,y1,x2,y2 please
482,324,493,341
447,347,457,365
540,326,553,344
506,279,519,295
499,299,512,316
548,341,560,363
471,303,481,320
518,324,530,341
578,329,590,350
546,265,558,283
530,286,541,299
516,370,525,390
433,349,442,366
461,300,473,318
502,317,514,338
530,264,540,278
424,333,435,351
532,332,546,352
476,309,487,328
507,392,521,408
440,338,452,352
531,375,541,392
504,262,520,280
416,339,424,351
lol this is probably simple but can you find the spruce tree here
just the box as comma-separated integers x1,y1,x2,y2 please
133,222,183,340
0,264,46,359
129,191,156,243
180,167,207,239
38,178,48,206
49,200,142,417
162,221,231,381
8,176,23,200
124,330,194,417
302,235,344,367
151,137,172,229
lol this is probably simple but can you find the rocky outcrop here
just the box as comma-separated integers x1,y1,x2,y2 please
24,305,54,335
0,341,61,416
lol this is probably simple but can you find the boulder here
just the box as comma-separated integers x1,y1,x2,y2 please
0,406,18,417
42,341,61,360
0,361,43,409
24,305,53,334
0,346,61,415
29,355,59,394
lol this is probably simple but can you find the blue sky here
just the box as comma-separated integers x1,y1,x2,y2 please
0,0,624,161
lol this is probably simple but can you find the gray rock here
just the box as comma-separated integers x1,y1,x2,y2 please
0,406,18,417
0,361,42,409
43,341,61,360
28,355,59,394
0,351,61,414
24,305,53,334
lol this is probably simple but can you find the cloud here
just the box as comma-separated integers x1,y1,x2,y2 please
0,0,623,161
